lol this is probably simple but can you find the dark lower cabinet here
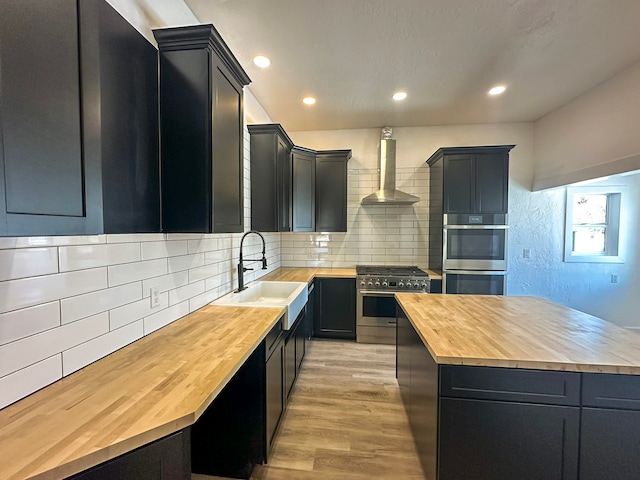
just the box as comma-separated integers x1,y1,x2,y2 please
579,373,640,480
67,431,190,480
314,278,356,339
284,327,297,399
396,305,438,479
397,305,584,480
265,328,284,460
0,0,160,236
191,339,265,479
439,398,579,480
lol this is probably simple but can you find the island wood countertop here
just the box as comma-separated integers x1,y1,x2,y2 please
396,293,640,375
0,304,284,480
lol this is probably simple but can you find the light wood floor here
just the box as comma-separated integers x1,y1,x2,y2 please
194,339,425,480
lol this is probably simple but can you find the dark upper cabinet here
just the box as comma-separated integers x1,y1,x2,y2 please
249,124,349,233
291,147,316,232
0,0,160,236
315,150,351,232
427,145,513,215
248,124,294,232
154,25,250,233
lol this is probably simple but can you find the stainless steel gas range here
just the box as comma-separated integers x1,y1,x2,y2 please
356,265,430,344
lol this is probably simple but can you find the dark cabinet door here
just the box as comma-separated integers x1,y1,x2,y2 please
295,318,306,371
580,407,640,480
475,153,508,214
304,282,315,338
0,0,160,236
315,151,350,232
211,61,244,233
439,398,579,480
443,154,474,214
265,338,284,457
284,332,296,399
314,278,356,339
292,148,315,232
155,25,250,234
248,124,293,232
68,431,191,480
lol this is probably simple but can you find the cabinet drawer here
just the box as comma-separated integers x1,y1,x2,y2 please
582,373,640,410
440,366,580,406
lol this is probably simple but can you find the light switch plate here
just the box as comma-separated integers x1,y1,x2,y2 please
150,286,160,308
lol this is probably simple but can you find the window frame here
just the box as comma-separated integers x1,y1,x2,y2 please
564,185,625,263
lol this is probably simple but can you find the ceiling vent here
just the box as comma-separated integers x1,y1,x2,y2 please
361,127,420,205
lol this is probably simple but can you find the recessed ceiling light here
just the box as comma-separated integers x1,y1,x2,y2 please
393,91,407,101
303,97,316,105
488,85,506,96
253,55,271,68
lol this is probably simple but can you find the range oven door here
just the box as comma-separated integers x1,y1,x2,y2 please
443,271,506,295
443,225,508,271
357,290,399,344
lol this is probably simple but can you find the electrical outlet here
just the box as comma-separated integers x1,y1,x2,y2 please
150,286,160,308
611,274,619,284
523,248,531,259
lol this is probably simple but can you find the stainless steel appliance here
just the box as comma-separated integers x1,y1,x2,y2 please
441,213,508,295
356,265,430,344
442,270,506,295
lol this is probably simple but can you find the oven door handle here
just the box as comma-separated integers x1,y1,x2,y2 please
443,270,507,275
444,225,509,230
358,290,397,296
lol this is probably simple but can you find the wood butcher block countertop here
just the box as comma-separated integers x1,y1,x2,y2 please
259,266,356,283
0,304,284,480
396,293,640,375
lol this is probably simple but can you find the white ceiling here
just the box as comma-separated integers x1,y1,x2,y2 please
170,0,640,132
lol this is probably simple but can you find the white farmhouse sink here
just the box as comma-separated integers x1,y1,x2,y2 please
212,281,308,329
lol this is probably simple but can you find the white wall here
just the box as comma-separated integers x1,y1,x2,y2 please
534,58,640,190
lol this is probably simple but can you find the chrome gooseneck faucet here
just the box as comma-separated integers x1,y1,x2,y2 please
236,230,267,292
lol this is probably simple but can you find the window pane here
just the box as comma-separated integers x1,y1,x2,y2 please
572,194,608,224
573,227,605,254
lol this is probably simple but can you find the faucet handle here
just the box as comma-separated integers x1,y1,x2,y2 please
243,267,253,272
262,258,268,269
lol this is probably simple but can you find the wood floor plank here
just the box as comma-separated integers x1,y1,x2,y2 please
252,339,425,479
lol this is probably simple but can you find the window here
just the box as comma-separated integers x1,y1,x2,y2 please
564,186,624,263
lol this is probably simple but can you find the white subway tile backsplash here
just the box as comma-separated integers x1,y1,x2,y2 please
62,321,144,376
0,355,62,409
60,282,143,324
59,243,141,272
0,235,106,250
109,293,169,330
169,281,206,306
189,289,219,313
168,253,205,273
108,258,168,287
142,271,189,295
143,301,190,335
141,240,189,260
0,268,108,314
0,302,60,346
0,313,108,377
106,233,166,243
0,248,58,281
188,263,221,283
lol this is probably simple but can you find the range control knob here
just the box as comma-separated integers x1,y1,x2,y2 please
422,282,428,290
382,281,388,288
375,281,381,287
360,280,366,287
414,282,420,289
398,282,404,288
368,281,373,287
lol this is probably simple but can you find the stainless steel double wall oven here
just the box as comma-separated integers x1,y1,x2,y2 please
442,213,508,295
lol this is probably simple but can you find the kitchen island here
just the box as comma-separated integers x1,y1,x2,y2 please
396,293,640,480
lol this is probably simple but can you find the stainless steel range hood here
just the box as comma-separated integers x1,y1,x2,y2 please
361,127,420,205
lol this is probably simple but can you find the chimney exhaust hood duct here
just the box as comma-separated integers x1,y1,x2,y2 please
361,127,420,205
